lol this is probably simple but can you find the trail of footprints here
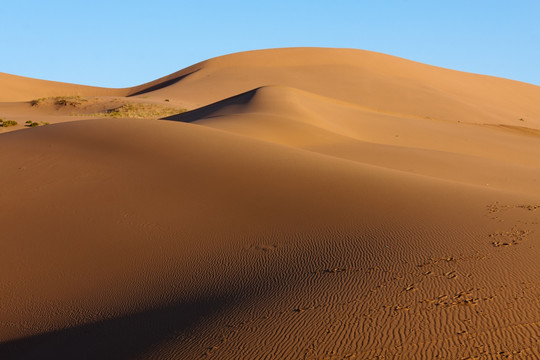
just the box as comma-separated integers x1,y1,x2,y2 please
487,202,538,249
287,202,538,358
489,227,530,247
199,203,539,358
200,254,493,358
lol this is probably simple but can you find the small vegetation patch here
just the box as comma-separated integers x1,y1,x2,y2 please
30,98,46,106
26,120,39,127
25,120,49,127
0,118,18,127
31,96,87,107
102,103,186,119
27,95,186,120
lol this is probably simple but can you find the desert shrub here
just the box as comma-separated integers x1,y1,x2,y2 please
30,98,46,106
0,119,18,127
30,96,86,107
54,96,85,107
24,120,49,127
104,103,186,118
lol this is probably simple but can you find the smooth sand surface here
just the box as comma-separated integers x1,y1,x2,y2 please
1,48,539,359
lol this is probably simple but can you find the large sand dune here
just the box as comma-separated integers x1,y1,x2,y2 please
1,48,539,359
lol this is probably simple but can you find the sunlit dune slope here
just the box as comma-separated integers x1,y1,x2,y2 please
131,48,540,129
167,85,540,196
0,72,126,102
135,48,540,195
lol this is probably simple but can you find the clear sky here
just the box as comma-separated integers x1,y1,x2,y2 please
2,1,539,88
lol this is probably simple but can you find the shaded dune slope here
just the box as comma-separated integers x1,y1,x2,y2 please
1,119,539,359
1,48,540,359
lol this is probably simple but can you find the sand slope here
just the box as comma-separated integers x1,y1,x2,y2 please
167,85,540,196
130,48,540,127
0,72,126,102
1,48,540,359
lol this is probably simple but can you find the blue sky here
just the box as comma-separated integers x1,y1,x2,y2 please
2,1,539,87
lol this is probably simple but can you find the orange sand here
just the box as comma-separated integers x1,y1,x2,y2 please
1,48,539,359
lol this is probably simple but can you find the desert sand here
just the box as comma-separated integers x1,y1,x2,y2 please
0,48,539,359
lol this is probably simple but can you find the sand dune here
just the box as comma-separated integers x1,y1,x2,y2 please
167,85,540,196
130,48,540,126
1,48,540,359
0,72,126,102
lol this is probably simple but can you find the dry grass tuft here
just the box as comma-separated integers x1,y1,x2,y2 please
0,118,18,127
30,96,87,107
103,103,186,119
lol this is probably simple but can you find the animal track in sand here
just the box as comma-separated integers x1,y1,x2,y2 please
198,203,538,359
486,202,540,214
486,202,538,247
489,227,531,247
486,202,540,224
415,253,486,269
250,244,278,252
516,204,540,211
419,289,495,309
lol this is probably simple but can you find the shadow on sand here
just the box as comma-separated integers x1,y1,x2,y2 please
0,295,229,360
128,69,200,97
162,87,259,123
